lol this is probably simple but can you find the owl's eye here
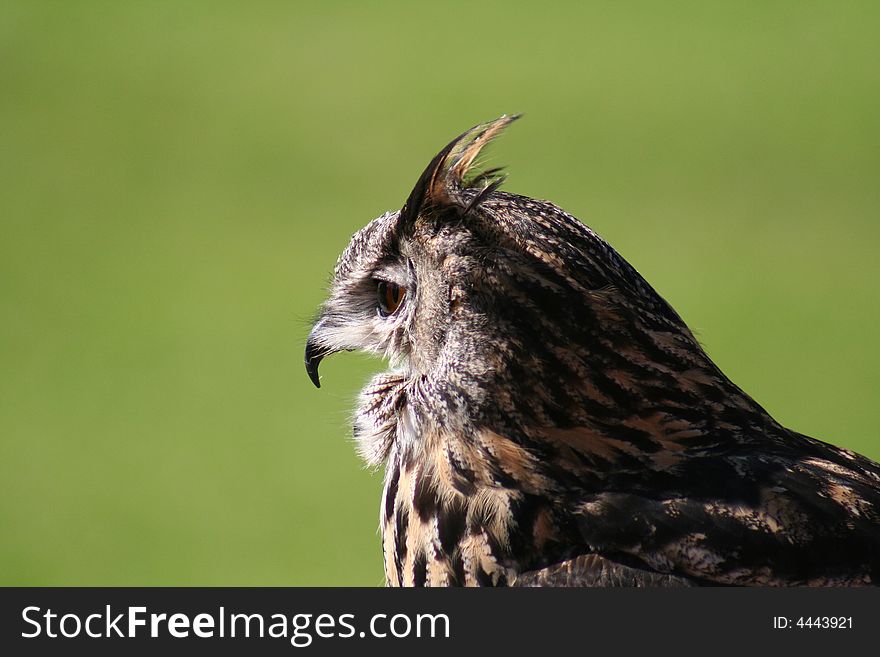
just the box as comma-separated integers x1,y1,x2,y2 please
376,281,405,317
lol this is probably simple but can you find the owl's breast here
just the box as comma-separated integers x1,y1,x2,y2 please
381,453,504,586
378,425,580,587
356,367,585,586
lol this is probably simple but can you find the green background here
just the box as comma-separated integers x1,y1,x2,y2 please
2,1,878,585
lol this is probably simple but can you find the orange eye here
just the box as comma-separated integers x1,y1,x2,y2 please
377,281,405,317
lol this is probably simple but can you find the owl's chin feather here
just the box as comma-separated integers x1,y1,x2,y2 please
353,372,407,468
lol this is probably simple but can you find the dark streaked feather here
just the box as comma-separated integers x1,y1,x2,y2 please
513,554,696,587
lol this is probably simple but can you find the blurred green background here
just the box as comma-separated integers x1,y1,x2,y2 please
1,1,878,585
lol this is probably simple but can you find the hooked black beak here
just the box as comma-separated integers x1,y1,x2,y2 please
304,333,324,388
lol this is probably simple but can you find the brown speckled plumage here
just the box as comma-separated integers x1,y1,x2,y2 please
305,116,880,586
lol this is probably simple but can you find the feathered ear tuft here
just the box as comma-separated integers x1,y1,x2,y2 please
399,114,520,225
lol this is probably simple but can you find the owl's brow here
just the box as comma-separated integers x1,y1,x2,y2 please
371,259,410,285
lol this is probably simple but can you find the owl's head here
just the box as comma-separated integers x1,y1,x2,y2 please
305,115,516,387
305,116,691,402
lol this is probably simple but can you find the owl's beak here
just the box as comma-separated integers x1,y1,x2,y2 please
304,333,324,389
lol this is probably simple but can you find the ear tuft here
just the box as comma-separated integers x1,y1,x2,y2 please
400,114,520,226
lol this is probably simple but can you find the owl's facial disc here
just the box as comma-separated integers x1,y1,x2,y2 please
305,234,413,388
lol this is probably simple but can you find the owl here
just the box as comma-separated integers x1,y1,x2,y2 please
305,116,880,586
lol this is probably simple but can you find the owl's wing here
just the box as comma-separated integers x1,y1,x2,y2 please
433,424,877,586
545,428,880,586
513,553,696,587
